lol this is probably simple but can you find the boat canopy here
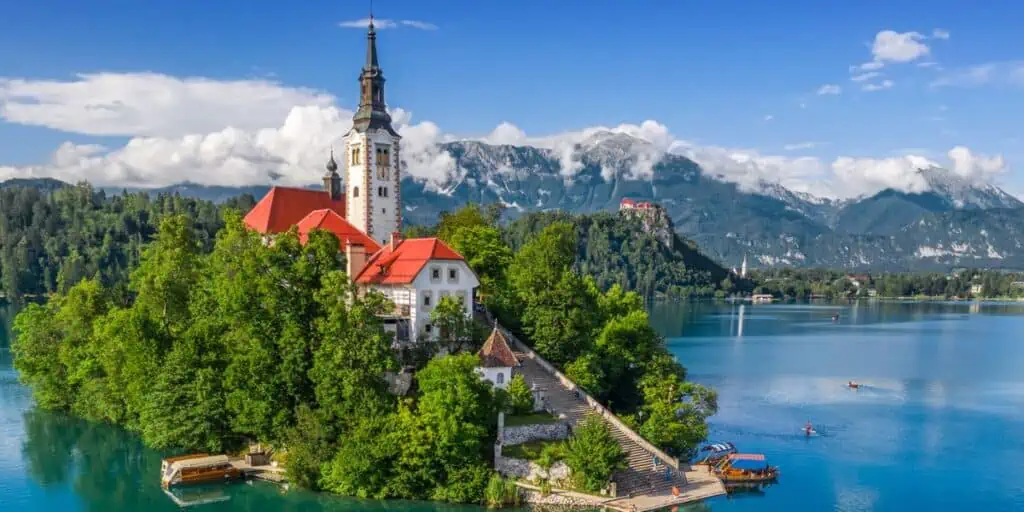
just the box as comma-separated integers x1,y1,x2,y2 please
168,455,231,470
726,453,769,470
703,442,736,453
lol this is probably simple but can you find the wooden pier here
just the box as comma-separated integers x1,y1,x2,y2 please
229,458,288,483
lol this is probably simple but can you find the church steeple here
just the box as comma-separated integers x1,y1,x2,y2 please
352,15,397,135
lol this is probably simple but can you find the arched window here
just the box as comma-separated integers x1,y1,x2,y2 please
353,186,359,198
496,373,504,385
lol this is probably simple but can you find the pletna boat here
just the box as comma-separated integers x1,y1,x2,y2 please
161,454,241,488
713,453,779,485
848,380,860,389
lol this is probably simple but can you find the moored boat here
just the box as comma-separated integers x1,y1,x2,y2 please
161,454,242,488
713,453,779,485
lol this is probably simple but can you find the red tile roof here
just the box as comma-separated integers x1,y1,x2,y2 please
355,237,465,285
244,186,345,234
295,209,381,253
478,328,519,368
620,198,636,206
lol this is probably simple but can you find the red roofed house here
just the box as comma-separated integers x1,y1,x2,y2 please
243,21,478,346
476,327,519,389
353,234,479,344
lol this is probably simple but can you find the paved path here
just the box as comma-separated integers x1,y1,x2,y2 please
512,348,726,509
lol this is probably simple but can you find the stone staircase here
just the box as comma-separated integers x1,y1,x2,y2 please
513,351,687,496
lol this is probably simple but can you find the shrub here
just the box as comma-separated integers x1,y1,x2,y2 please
506,374,534,415
563,416,626,493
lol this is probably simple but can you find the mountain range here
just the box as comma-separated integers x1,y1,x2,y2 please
12,132,1024,271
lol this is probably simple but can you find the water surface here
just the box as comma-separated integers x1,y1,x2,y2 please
651,300,1024,511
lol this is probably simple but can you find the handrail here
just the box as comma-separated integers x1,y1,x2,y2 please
500,326,681,471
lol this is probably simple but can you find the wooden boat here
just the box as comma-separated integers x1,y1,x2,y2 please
848,381,860,389
713,453,779,485
161,454,241,488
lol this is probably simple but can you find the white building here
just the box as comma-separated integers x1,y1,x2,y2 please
476,327,519,389
352,234,480,344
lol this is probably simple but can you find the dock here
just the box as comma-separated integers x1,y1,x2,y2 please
229,458,288,483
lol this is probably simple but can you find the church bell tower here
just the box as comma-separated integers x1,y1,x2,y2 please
345,16,402,246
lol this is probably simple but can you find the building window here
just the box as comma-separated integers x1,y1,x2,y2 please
424,323,432,334
353,186,359,197
382,208,386,214
376,146,391,179
431,267,441,281
383,187,388,197
422,292,432,307
351,147,361,165
448,268,458,282
456,291,467,305
496,373,504,385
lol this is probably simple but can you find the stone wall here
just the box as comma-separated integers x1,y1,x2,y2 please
502,421,570,446
495,454,570,482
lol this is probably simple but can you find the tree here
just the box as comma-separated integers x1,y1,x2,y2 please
283,405,336,490
448,225,514,300
506,374,534,415
563,416,625,492
429,295,483,355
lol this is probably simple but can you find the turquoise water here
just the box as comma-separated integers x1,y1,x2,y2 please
651,300,1024,511
2,301,1024,510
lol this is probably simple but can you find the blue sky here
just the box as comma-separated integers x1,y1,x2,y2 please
0,0,1021,196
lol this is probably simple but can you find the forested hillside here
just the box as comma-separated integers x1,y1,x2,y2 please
0,183,255,302
502,211,743,298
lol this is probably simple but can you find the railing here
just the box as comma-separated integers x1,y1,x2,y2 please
499,326,681,472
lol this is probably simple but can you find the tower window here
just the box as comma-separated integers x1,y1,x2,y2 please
496,372,504,384
382,208,386,214
376,146,391,179
351,147,361,165
353,186,359,198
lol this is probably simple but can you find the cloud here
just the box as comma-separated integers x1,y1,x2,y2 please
930,61,1024,88
0,72,333,137
871,30,930,63
763,115,774,122
0,72,1012,202
850,71,881,82
783,142,820,151
816,84,841,95
917,61,939,68
932,28,951,40
862,79,894,92
338,18,437,30
852,61,885,72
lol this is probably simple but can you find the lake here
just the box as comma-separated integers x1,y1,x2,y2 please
2,300,1024,511
651,300,1024,511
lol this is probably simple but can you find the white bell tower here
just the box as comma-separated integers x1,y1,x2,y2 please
345,16,401,246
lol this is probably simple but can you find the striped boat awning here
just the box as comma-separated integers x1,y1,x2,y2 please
728,453,766,461
705,442,735,452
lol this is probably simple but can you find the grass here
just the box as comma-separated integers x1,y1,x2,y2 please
502,440,566,462
504,412,559,427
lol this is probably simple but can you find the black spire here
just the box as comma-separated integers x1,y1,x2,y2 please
351,13,397,136
323,148,342,200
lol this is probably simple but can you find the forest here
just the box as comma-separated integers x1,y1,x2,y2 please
751,267,1024,299
0,182,254,303
10,190,718,505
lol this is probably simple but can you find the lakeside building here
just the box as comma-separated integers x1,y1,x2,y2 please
475,327,519,389
243,17,478,345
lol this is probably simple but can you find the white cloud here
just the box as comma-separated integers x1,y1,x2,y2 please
0,72,1012,202
850,71,881,82
932,28,951,40
763,115,774,122
852,61,885,72
816,84,841,95
0,72,333,137
338,18,437,30
931,61,1024,88
870,30,930,63
862,79,894,92
917,61,939,68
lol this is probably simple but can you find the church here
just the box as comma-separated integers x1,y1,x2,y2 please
243,18,478,344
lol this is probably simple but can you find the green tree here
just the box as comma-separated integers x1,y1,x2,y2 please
506,374,534,415
429,295,483,355
563,416,625,492
448,225,513,300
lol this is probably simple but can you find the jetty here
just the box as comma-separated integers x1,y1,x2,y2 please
502,326,726,511
230,457,287,483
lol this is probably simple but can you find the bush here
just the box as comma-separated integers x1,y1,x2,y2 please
506,374,534,414
485,474,522,508
563,416,626,493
